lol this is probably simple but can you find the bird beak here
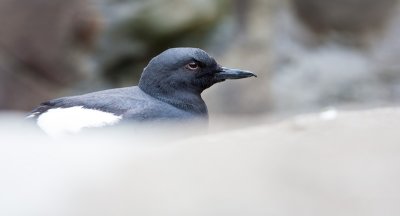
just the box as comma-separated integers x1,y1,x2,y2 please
215,67,257,80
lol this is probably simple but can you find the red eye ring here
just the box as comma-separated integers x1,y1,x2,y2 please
186,62,199,70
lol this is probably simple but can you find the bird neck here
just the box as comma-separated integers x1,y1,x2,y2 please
139,84,208,116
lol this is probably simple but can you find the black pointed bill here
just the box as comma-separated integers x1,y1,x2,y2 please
215,67,257,80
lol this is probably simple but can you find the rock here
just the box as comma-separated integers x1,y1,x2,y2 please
95,0,229,85
1,107,400,215
292,0,399,34
0,0,101,110
271,1,400,115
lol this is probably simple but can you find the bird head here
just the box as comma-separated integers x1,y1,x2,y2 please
138,47,256,96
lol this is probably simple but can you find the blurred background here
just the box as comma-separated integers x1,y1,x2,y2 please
1,0,400,118
2,1,400,215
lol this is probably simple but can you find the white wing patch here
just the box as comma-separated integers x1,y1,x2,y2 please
26,112,39,119
36,106,122,137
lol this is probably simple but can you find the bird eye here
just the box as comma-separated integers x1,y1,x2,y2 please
185,62,199,71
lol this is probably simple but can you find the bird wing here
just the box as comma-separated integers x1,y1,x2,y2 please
27,87,141,136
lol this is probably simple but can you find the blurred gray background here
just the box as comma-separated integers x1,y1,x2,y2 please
2,2,400,215
1,0,400,117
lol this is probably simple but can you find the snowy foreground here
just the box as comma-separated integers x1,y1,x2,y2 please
1,108,400,216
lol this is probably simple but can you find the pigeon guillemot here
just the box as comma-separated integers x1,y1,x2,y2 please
28,47,256,136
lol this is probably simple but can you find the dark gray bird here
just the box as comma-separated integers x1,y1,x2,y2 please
28,47,256,136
